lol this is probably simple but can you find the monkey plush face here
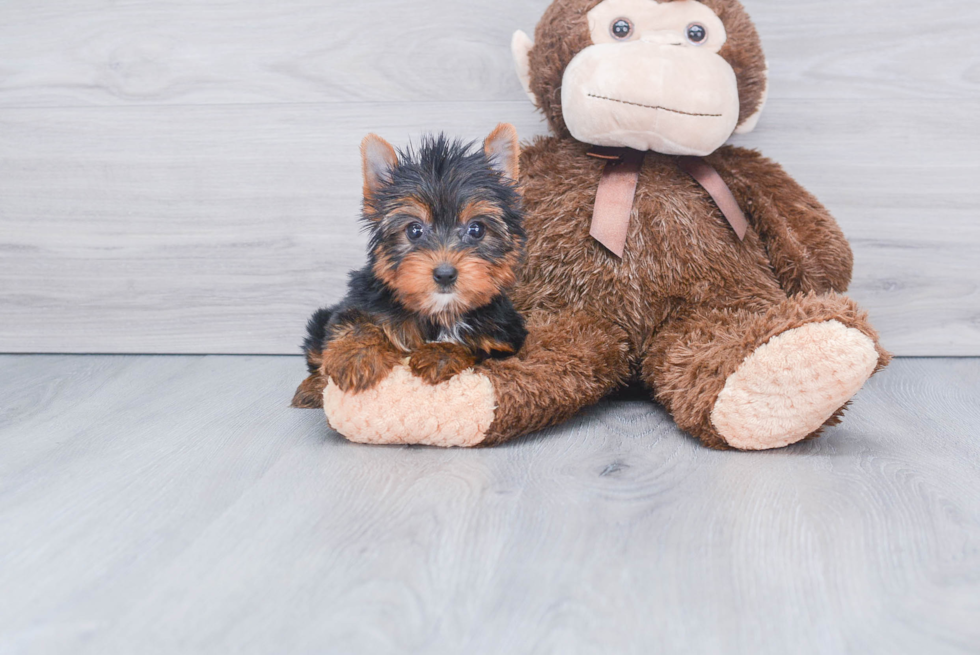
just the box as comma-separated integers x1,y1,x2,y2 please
563,0,739,155
513,0,768,157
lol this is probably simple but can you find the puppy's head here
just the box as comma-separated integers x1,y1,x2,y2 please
360,124,525,322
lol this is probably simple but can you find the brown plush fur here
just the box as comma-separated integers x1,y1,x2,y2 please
474,136,889,446
527,0,768,137
482,309,632,446
471,135,891,446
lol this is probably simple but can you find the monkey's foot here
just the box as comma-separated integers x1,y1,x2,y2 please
710,320,879,451
323,365,495,448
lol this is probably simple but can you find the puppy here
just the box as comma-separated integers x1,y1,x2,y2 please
293,124,527,408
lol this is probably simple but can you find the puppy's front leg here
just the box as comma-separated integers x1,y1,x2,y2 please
322,318,404,393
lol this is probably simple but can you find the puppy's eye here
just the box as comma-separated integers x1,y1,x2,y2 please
466,222,486,241
611,18,633,40
686,23,707,45
406,222,425,241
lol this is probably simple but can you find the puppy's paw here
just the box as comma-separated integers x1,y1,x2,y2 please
329,351,401,393
323,332,403,394
292,374,326,408
409,343,478,385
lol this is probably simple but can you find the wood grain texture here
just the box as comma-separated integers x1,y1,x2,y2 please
0,0,977,108
0,0,978,355
0,355,978,653
1,98,977,355
0,102,550,355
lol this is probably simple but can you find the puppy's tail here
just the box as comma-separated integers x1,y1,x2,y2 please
292,307,334,409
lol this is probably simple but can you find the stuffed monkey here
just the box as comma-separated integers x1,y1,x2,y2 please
299,0,890,450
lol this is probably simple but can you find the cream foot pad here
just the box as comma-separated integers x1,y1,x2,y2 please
711,320,879,451
324,365,496,448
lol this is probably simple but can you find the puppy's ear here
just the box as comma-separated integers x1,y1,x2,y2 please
361,134,399,200
484,123,520,182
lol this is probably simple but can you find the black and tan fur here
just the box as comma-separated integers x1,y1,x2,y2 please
293,126,528,408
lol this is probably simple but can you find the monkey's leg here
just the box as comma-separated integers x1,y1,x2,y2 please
642,293,890,451
323,309,631,448
479,310,631,446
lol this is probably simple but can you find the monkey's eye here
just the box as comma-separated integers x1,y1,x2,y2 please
406,222,425,241
610,18,633,40
686,23,707,45
466,222,486,241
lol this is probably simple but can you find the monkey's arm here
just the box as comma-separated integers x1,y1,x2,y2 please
319,306,630,447
477,308,630,445
710,146,854,295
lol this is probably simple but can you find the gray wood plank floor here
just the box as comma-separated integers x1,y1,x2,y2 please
1,355,978,654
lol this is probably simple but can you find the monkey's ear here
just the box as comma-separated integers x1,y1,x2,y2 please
511,30,537,106
484,123,521,182
734,63,769,135
360,134,399,199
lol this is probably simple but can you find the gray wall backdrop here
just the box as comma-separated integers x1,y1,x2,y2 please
1,0,977,356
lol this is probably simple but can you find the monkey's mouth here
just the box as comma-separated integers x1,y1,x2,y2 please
587,93,723,118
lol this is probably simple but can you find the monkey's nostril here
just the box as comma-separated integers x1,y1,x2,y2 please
433,264,458,287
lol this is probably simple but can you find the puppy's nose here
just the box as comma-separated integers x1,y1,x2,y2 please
433,264,458,287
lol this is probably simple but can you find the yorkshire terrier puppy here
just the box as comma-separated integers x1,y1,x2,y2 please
292,124,527,408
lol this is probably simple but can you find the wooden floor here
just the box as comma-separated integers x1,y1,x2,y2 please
1,356,978,653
